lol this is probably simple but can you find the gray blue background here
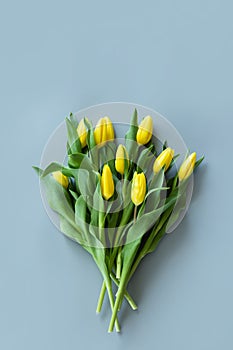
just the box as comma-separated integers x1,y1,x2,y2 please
0,1,232,349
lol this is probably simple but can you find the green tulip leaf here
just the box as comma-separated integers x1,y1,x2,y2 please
125,192,179,244
125,108,138,160
195,155,205,169
68,152,88,169
32,166,43,176
65,117,82,154
59,215,85,245
69,112,78,128
145,170,165,213
84,117,96,151
41,162,73,178
42,172,72,207
137,145,154,173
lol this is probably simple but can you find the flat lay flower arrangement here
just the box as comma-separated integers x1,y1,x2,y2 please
33,109,204,333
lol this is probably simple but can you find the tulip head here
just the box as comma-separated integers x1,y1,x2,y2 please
101,164,115,200
77,118,88,148
178,152,196,181
136,115,153,145
131,172,146,206
153,147,175,174
52,171,69,189
115,144,129,175
94,116,114,145
105,116,114,140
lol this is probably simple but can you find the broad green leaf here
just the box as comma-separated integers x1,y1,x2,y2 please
125,108,138,160
68,152,85,168
32,166,43,176
66,117,81,154
68,152,96,172
165,181,189,231
59,214,84,245
75,168,96,204
69,112,78,128
195,155,205,169
92,182,105,213
147,224,167,254
41,174,73,215
90,183,104,242
145,170,165,213
69,190,79,201
120,237,142,284
74,194,104,248
119,199,134,227
41,162,74,178
112,200,134,247
137,145,155,173
125,193,179,244
40,173,84,240
121,179,132,207
67,141,72,155
84,117,96,151
106,142,117,176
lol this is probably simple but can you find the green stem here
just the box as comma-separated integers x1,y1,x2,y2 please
110,273,137,310
108,240,141,332
108,283,127,333
95,247,118,313
96,282,106,313
99,203,106,246
96,202,134,313
108,252,136,333
91,248,120,332
105,279,121,332
117,289,125,312
95,253,117,314
96,246,134,313
116,247,122,279
133,205,137,222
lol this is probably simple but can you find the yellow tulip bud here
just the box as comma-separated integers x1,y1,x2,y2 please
52,171,69,189
178,152,196,181
115,144,129,175
105,116,114,140
101,164,115,200
94,116,115,145
136,115,153,145
77,118,88,148
94,117,105,145
131,172,146,206
153,147,175,173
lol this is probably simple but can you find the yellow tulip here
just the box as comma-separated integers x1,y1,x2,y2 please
115,144,129,175
136,115,153,145
105,116,114,140
52,171,69,189
101,164,114,200
153,147,175,173
94,116,114,145
178,152,196,181
131,172,146,206
77,118,88,148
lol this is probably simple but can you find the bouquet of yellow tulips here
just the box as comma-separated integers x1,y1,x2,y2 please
33,109,204,333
